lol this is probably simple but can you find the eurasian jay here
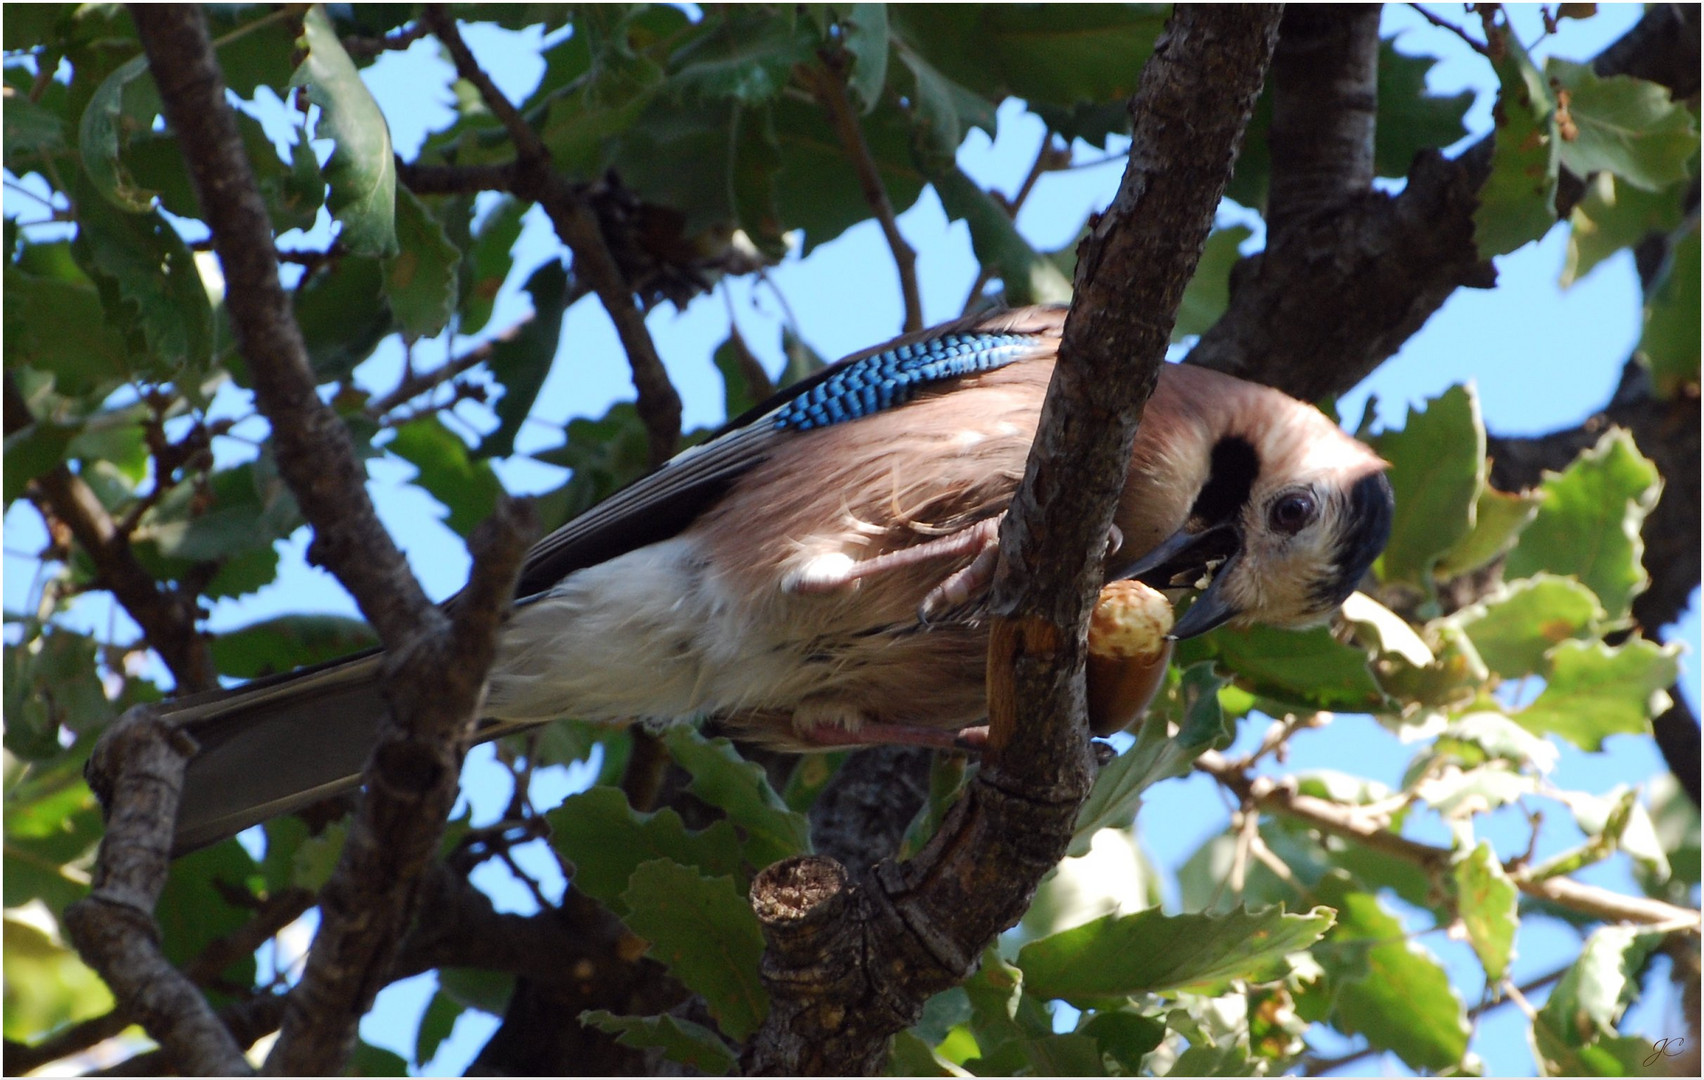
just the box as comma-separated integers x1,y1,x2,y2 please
162,305,1394,852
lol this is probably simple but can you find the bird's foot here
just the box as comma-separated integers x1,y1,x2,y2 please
917,522,1123,622
783,518,1003,596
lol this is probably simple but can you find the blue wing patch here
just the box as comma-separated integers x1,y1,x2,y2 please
772,332,1039,432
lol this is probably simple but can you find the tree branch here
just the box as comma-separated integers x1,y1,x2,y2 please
741,8,1283,1073
1197,751,1703,930
1187,4,1698,403
801,57,924,334
132,5,433,646
129,8,541,1073
6,375,217,693
63,709,252,1075
415,6,681,467
1265,5,1380,230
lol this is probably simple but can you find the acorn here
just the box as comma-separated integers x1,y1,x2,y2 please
1086,580,1174,737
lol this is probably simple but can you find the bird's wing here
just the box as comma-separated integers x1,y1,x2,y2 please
506,306,1066,599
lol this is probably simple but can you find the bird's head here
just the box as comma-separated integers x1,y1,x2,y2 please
1120,392,1394,640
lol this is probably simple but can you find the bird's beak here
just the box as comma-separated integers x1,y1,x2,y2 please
1118,521,1243,640
1166,559,1241,639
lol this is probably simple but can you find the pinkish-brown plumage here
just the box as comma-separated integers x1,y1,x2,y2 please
165,305,1394,851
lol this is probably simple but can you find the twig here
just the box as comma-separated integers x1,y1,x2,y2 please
419,6,547,162
342,21,431,59
4,1009,135,1076
802,57,923,333
365,316,531,418
1197,751,1704,931
1405,3,1493,56
7,374,217,693
961,134,1069,316
184,887,316,986
396,159,519,195
417,7,681,465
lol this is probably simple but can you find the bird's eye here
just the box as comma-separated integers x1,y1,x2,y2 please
1268,492,1316,534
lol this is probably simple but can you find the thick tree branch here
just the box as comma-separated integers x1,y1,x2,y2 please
1197,751,1703,930
1188,4,1699,403
128,8,541,1074
265,499,535,1074
741,8,1283,1074
1266,5,1380,229
801,57,924,334
131,5,433,645
63,708,252,1076
6,375,217,692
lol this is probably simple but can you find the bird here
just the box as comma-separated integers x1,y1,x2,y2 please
159,305,1393,853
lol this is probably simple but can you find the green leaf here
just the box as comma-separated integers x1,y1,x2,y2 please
1070,663,1230,855
1185,624,1386,713
1533,925,1659,1070
459,196,527,335
2,267,130,397
1452,574,1605,679
4,94,69,169
841,5,890,113
414,989,464,1067
156,840,258,989
545,785,746,917
438,966,514,1015
1437,484,1543,577
1560,786,1671,881
1452,842,1517,982
1549,59,1700,192
713,330,775,419
660,727,811,868
579,1010,736,1075
1474,37,1558,257
481,260,570,459
1564,173,1685,288
71,178,214,384
383,186,462,339
2,914,115,1043
1637,218,1700,399
1081,1010,1167,1073
1315,875,1469,1072
1374,42,1473,177
668,10,816,105
772,95,927,251
387,416,503,538
208,615,377,679
620,860,768,1041
934,168,1071,307
291,4,397,257
351,1041,408,1076
1371,385,1485,593
1017,905,1334,1003
76,53,160,213
886,6,1162,108
135,458,301,564
1503,430,1661,624
1514,638,1679,751
3,415,78,505
1173,226,1252,339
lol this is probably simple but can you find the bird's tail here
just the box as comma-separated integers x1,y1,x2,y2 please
164,651,388,855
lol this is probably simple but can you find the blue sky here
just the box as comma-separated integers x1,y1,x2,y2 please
3,4,1696,1075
